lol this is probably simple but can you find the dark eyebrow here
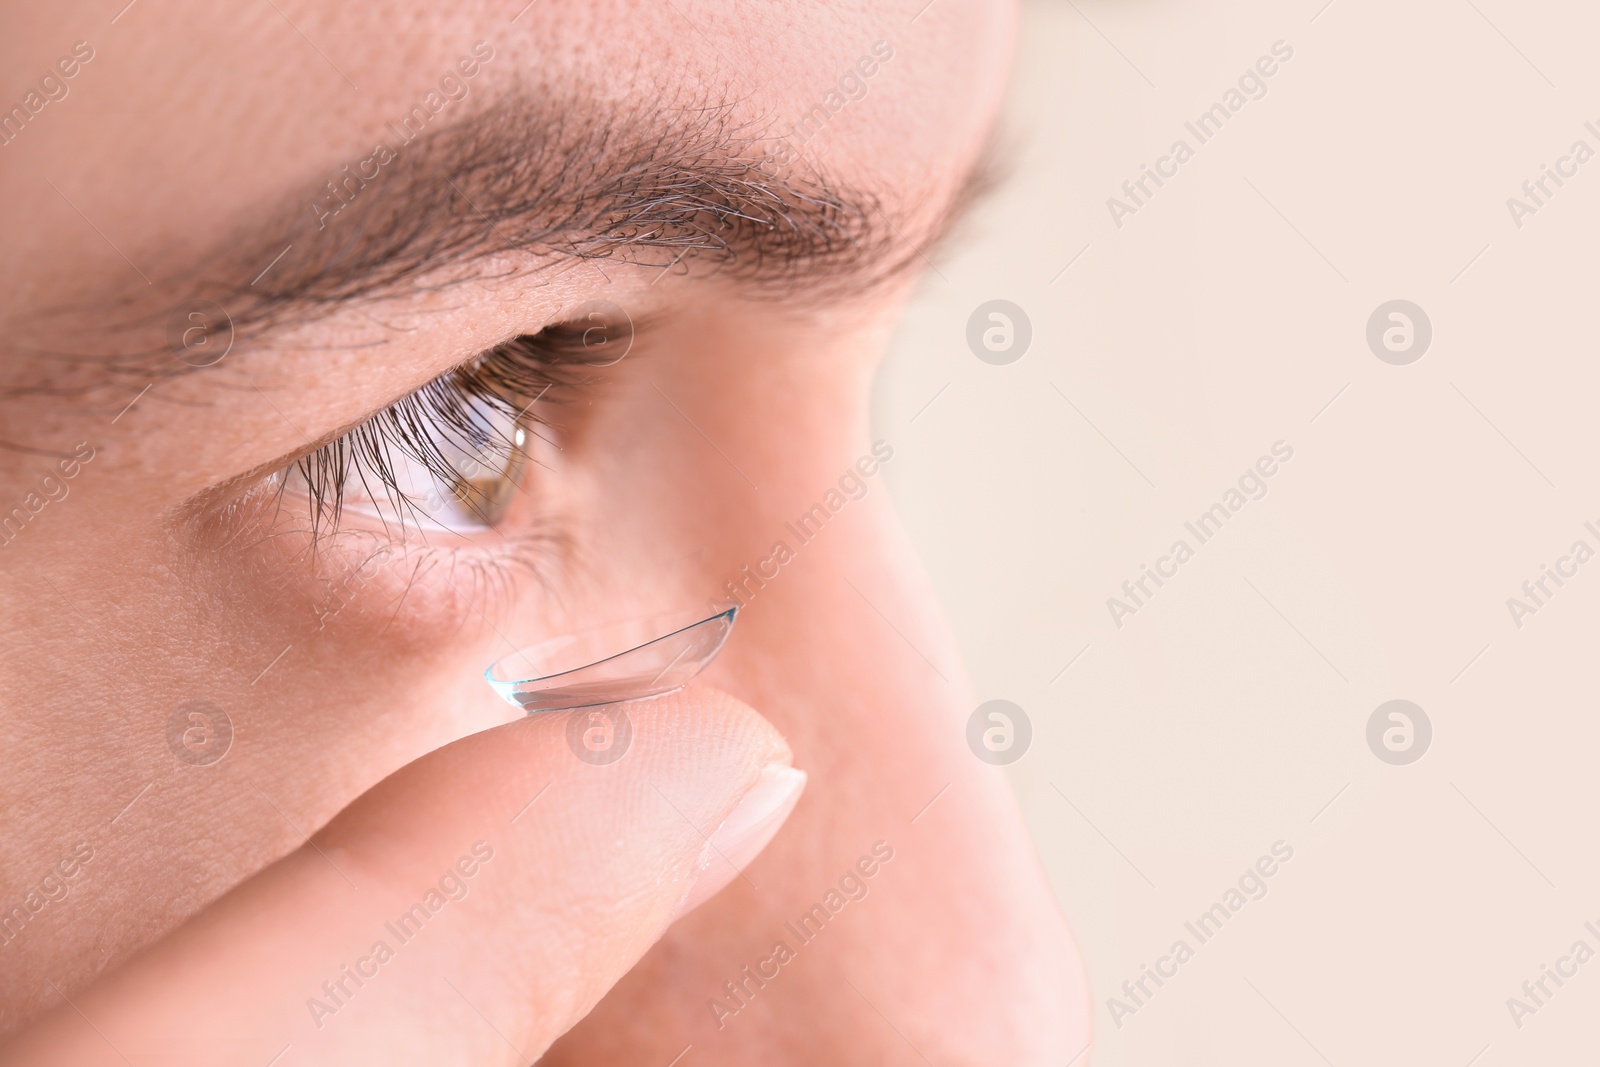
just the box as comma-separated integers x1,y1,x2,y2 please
17,89,972,395
242,92,914,311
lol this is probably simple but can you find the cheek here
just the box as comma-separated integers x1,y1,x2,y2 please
164,517,542,790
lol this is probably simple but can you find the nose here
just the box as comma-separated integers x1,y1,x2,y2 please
563,401,1090,1058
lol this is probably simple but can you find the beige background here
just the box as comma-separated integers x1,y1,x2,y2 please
876,0,1600,1062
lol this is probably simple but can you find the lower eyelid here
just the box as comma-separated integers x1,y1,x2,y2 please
205,496,562,649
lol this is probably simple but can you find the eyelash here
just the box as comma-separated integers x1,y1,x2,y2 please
287,324,598,540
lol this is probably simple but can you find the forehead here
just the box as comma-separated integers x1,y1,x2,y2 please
0,0,1006,302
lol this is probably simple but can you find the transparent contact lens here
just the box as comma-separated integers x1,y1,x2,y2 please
485,605,738,713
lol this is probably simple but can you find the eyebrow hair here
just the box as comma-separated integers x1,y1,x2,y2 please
18,87,976,396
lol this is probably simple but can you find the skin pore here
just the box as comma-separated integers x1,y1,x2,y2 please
0,1,1089,1063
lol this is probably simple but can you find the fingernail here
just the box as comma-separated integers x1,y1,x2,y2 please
673,762,807,920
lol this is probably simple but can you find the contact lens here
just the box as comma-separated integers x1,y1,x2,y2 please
484,605,738,713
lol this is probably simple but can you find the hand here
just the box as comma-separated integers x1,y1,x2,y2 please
0,688,804,1067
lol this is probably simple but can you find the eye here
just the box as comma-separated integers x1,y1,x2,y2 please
283,327,603,540
296,392,531,534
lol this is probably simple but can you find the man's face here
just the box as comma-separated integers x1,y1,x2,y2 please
0,1,1085,1060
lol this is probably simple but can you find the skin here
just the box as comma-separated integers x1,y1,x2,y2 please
0,1,1090,1063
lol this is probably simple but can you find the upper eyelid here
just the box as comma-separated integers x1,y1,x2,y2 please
169,341,511,527
171,306,638,532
